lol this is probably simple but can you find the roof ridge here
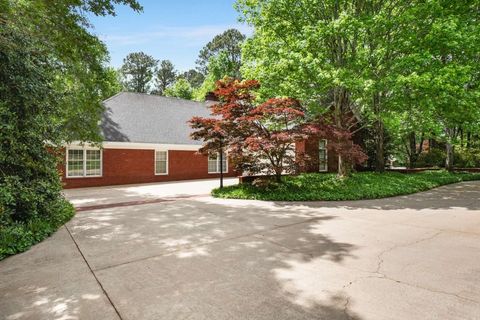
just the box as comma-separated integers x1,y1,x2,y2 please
109,91,205,105
102,91,125,103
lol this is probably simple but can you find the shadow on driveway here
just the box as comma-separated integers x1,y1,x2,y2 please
2,182,480,319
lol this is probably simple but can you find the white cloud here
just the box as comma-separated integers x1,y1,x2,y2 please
99,24,252,47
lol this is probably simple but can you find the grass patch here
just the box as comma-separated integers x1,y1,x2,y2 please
0,199,74,260
212,170,480,201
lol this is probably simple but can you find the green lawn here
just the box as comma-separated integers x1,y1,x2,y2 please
212,170,480,201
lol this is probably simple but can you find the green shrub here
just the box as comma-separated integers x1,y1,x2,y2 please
454,148,480,168
212,171,480,201
0,198,74,260
416,148,446,167
0,27,77,261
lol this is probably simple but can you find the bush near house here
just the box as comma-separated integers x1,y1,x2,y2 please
454,148,480,168
212,171,480,201
415,148,446,168
0,199,74,261
415,148,480,169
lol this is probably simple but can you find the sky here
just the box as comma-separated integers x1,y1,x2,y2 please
88,0,251,72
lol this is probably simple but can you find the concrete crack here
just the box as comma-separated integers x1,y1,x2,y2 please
375,231,443,274
64,225,123,320
379,275,480,304
341,272,479,318
343,295,352,320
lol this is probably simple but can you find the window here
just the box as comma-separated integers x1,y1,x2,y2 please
208,152,228,174
319,139,328,172
86,150,102,176
67,147,102,177
155,150,168,175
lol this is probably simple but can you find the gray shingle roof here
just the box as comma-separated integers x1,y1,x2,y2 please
101,92,213,145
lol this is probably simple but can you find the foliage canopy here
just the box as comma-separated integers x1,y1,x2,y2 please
0,0,141,259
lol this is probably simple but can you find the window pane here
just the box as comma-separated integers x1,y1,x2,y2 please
208,154,218,173
208,152,227,173
67,149,84,177
155,151,167,174
86,150,101,176
156,151,166,161
319,161,327,171
319,139,326,149
221,158,227,173
319,140,327,171
208,160,218,173
68,149,83,161
220,152,227,173
319,150,326,159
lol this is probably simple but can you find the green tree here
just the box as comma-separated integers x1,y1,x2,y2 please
154,60,177,95
196,28,245,77
120,52,157,93
238,0,367,176
389,1,480,171
102,67,123,99
237,0,480,174
0,0,141,259
164,78,194,100
193,52,237,101
180,69,205,88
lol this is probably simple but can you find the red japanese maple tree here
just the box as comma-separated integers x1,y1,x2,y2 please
303,113,368,177
190,78,311,182
190,78,367,182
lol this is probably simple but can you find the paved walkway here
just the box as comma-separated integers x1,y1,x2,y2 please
1,181,479,319
63,178,238,208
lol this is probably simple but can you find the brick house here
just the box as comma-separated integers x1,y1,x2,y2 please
61,92,236,188
61,92,346,188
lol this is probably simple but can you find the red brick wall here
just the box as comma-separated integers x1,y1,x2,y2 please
295,138,338,173
61,148,236,188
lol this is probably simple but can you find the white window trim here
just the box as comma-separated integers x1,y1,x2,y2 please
66,146,103,178
319,139,328,172
154,150,169,175
208,152,228,174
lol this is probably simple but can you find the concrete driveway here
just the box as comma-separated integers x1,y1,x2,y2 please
63,178,238,209
1,181,480,320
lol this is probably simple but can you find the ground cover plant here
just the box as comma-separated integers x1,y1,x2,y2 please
212,171,480,201
0,200,74,260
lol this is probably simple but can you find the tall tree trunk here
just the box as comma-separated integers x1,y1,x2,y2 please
445,128,454,171
445,142,454,171
338,154,347,177
274,168,282,183
373,93,385,172
333,87,350,178
408,132,416,169
407,132,424,168
376,122,385,171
